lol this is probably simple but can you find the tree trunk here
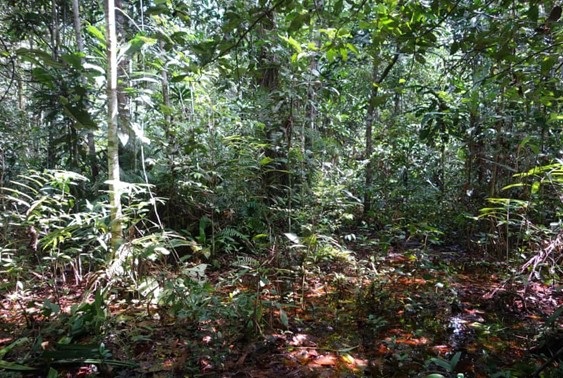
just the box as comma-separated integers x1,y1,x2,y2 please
363,71,378,216
255,10,289,205
72,0,98,181
105,0,123,253
115,0,135,171
363,52,399,217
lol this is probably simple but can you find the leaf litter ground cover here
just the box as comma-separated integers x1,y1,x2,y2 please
0,242,562,377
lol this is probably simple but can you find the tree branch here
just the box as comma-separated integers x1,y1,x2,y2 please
202,0,287,68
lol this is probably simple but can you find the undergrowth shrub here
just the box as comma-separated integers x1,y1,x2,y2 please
0,170,109,283
478,160,563,283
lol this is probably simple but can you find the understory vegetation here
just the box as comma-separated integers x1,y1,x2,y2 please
0,0,562,377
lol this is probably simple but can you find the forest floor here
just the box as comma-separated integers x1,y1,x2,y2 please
1,240,562,377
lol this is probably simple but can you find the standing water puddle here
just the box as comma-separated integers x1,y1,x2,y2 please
447,312,485,352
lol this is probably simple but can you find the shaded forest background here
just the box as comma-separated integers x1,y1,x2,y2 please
0,0,562,376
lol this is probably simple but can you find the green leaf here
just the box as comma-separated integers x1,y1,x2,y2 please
540,57,557,76
252,233,268,241
0,360,36,371
340,47,348,61
545,305,563,328
60,99,97,130
280,35,302,53
259,156,274,166
345,43,359,55
326,48,337,62
61,53,85,70
0,338,30,360
370,94,390,107
288,13,310,32
450,41,460,54
449,351,461,370
414,53,426,64
527,4,539,22
501,182,527,190
333,0,344,15
530,181,541,194
160,104,175,116
429,356,453,372
125,35,157,56
17,48,63,68
223,11,242,32
42,298,61,317
86,25,105,43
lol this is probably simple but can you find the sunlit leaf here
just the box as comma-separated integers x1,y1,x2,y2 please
501,182,527,190
252,233,269,241
86,25,105,43
259,156,274,166
326,48,337,62
340,48,348,61
284,232,300,244
345,43,359,54
280,35,302,53
340,353,355,364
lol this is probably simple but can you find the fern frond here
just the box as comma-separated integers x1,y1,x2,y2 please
219,227,248,240
233,255,259,268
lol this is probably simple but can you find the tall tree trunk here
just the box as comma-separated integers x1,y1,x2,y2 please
105,0,123,253
363,66,378,216
115,0,135,171
256,10,288,205
363,53,399,217
46,0,61,169
72,0,98,181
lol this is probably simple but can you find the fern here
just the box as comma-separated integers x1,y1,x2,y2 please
219,227,247,240
233,255,260,268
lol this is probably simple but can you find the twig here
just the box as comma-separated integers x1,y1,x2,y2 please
532,345,563,378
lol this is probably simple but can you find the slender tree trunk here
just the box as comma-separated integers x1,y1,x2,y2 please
105,0,123,253
46,0,61,169
363,67,378,216
72,0,98,181
17,74,25,111
115,0,135,171
363,53,399,216
303,29,320,191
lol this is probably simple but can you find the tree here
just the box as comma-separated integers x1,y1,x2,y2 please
105,0,122,253
72,0,99,181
